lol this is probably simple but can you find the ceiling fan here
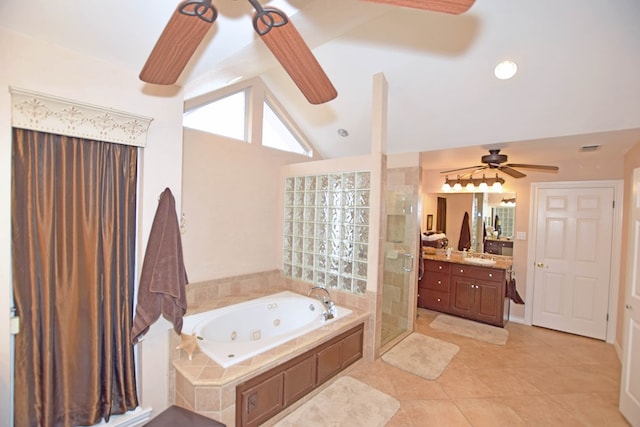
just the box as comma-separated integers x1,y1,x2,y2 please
139,0,476,104
440,149,560,178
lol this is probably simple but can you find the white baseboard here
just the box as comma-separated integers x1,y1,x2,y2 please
508,314,526,325
77,407,152,427
614,341,623,362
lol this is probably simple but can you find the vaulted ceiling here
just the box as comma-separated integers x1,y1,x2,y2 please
2,0,639,169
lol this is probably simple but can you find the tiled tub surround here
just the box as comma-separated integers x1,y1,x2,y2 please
170,270,372,425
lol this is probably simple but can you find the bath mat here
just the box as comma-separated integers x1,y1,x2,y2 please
274,376,399,427
382,333,459,380
430,314,509,345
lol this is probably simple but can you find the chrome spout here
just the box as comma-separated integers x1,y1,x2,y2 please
307,286,336,321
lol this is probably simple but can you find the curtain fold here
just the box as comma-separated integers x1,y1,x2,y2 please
12,128,139,427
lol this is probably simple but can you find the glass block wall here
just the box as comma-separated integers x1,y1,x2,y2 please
282,171,370,295
492,206,515,239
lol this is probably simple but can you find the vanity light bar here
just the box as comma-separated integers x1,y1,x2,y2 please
441,174,505,192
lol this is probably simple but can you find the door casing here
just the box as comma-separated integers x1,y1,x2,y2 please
524,180,623,344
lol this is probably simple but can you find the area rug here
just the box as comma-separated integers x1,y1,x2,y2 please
430,314,509,345
381,333,459,380
274,376,399,427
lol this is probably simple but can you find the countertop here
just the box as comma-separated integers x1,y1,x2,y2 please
423,251,513,271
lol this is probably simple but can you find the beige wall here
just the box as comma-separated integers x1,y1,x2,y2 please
181,128,317,282
619,142,640,345
421,151,628,322
0,28,185,421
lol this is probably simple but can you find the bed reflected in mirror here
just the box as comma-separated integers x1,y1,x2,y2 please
422,192,516,256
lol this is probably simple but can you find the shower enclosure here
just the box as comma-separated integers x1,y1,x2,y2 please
381,181,419,349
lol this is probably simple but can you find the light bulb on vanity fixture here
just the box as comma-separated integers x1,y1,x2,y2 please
441,173,505,193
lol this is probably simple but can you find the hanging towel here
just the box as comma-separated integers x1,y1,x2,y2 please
457,211,471,251
506,277,525,304
131,188,189,344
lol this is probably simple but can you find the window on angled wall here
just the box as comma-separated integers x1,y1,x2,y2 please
262,99,312,157
183,89,248,142
182,82,313,157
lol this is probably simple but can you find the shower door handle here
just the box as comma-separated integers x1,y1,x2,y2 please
403,253,414,272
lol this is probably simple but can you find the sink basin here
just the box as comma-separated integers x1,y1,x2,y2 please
463,257,497,266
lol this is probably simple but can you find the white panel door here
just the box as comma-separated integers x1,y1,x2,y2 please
532,186,614,339
620,168,640,425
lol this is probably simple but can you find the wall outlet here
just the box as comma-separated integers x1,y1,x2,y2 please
516,232,527,240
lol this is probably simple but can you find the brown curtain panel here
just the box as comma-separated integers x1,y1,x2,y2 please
12,128,139,427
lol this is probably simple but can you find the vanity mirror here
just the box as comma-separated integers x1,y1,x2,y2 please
422,192,516,256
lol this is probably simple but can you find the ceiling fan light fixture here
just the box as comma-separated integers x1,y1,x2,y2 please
494,60,518,80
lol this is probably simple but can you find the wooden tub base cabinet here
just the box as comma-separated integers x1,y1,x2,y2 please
235,323,364,427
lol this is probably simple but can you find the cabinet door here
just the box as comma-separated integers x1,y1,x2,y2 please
316,340,343,385
450,276,474,317
473,280,502,325
342,328,363,367
283,355,315,407
239,373,284,427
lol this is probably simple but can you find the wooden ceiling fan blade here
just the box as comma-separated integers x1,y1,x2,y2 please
140,1,218,85
499,166,526,179
440,165,484,174
359,0,475,14
506,163,559,171
253,8,337,105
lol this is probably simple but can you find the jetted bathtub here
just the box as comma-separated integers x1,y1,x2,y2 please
182,291,352,368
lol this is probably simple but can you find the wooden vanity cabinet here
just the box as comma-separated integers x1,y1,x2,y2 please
484,239,514,256
419,258,509,327
450,265,505,326
418,260,450,311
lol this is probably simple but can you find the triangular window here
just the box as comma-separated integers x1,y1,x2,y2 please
183,90,247,142
262,99,311,157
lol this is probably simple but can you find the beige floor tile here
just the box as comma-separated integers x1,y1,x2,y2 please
453,397,527,427
386,400,472,427
266,312,631,426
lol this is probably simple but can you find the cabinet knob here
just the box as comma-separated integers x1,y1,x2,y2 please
438,266,442,270
437,298,441,302
488,273,493,277
438,280,442,285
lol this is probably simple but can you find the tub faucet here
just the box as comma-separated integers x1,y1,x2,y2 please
307,286,336,321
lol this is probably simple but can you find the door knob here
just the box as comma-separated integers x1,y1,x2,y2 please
626,304,633,310
536,262,545,268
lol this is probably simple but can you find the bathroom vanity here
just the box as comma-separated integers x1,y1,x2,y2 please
418,253,512,327
483,238,514,256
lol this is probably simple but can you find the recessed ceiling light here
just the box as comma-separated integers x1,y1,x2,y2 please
337,128,349,137
494,60,518,80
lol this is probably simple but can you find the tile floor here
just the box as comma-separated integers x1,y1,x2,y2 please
346,308,630,426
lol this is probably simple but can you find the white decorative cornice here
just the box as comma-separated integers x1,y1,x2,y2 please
10,87,153,147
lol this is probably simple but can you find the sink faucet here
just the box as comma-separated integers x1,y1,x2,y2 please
307,286,336,321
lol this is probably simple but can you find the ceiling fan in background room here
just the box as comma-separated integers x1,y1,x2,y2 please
440,149,560,178
139,0,476,104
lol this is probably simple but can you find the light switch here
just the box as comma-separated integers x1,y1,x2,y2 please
516,232,527,240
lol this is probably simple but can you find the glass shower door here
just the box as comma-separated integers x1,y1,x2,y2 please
381,186,418,348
